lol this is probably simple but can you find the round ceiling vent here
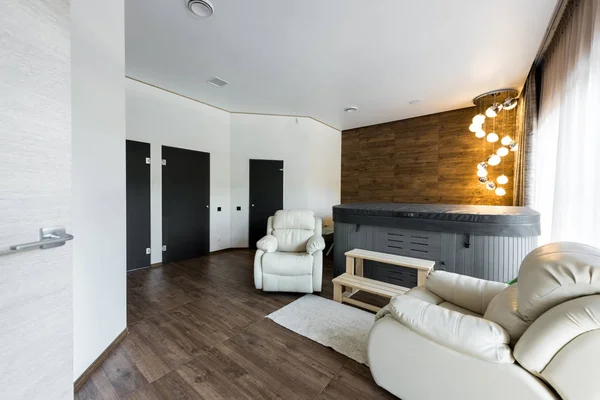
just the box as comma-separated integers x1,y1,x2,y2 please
187,0,214,17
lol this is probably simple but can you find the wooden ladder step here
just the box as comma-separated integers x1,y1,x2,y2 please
333,273,408,298
344,248,435,271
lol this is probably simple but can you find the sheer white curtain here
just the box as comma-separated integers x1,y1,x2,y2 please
533,0,600,247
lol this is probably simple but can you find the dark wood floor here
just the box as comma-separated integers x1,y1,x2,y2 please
75,249,395,400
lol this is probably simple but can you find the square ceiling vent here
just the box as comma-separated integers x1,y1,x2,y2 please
207,77,229,88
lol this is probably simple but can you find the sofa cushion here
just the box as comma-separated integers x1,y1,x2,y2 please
382,295,514,363
514,295,600,376
270,210,316,252
272,210,315,230
262,252,313,276
484,285,530,345
272,229,315,252
426,271,508,315
438,301,481,317
405,286,443,305
517,242,600,323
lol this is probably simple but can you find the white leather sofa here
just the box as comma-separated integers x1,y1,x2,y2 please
368,242,600,400
254,210,325,293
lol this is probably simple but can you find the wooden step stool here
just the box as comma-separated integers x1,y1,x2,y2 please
332,248,435,312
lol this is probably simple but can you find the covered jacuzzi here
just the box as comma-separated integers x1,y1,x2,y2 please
333,203,541,287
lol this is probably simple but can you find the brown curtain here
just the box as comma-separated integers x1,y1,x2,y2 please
513,69,538,206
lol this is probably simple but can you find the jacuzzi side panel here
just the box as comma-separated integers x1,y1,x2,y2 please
334,222,538,285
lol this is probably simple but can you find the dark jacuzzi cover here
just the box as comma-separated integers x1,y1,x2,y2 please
333,203,541,237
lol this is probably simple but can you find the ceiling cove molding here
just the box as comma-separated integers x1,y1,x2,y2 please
124,76,341,132
534,0,571,65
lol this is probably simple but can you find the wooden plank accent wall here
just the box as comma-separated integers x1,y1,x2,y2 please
342,106,517,206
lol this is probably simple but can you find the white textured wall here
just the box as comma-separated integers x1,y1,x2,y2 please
72,0,126,380
125,78,232,260
230,114,341,247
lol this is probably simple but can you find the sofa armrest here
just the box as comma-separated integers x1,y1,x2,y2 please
256,235,278,253
426,270,508,315
306,235,325,255
379,295,514,363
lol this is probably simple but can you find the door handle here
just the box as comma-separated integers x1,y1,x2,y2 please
7,227,74,253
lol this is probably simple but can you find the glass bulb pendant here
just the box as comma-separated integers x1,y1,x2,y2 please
479,176,489,184
486,181,497,191
497,175,509,185
485,102,503,118
475,129,486,139
488,154,501,166
469,123,480,133
477,161,488,170
472,114,486,125
487,132,499,143
477,169,488,178
509,141,519,152
501,136,513,146
497,147,509,157
495,187,507,196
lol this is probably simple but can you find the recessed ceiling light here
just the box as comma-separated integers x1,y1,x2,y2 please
409,100,421,105
187,0,214,17
207,77,229,87
344,107,358,113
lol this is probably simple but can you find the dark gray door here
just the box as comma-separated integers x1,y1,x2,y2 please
249,159,284,249
162,146,210,263
126,140,151,271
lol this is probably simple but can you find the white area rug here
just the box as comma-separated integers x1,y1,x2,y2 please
267,294,375,365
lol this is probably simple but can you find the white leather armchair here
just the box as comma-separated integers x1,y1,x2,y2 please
368,242,600,400
254,210,325,293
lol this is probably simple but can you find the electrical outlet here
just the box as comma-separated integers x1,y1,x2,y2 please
237,206,241,211
217,206,221,211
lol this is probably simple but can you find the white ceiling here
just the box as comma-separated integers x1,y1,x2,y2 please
125,0,558,131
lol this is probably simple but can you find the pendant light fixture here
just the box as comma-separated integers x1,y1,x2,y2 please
496,147,509,157
485,102,503,118
471,89,519,196
503,97,518,110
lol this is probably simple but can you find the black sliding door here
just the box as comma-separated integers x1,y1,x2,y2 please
162,146,210,263
249,159,284,249
126,140,151,271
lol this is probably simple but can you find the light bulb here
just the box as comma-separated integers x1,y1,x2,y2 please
503,97,518,110
478,176,488,184
488,154,501,166
472,114,486,125
485,102,503,118
477,161,488,170
497,175,509,185
469,123,480,133
486,181,497,191
477,169,488,177
495,187,506,196
475,129,486,139
497,147,509,157
487,132,499,143
501,136,512,146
